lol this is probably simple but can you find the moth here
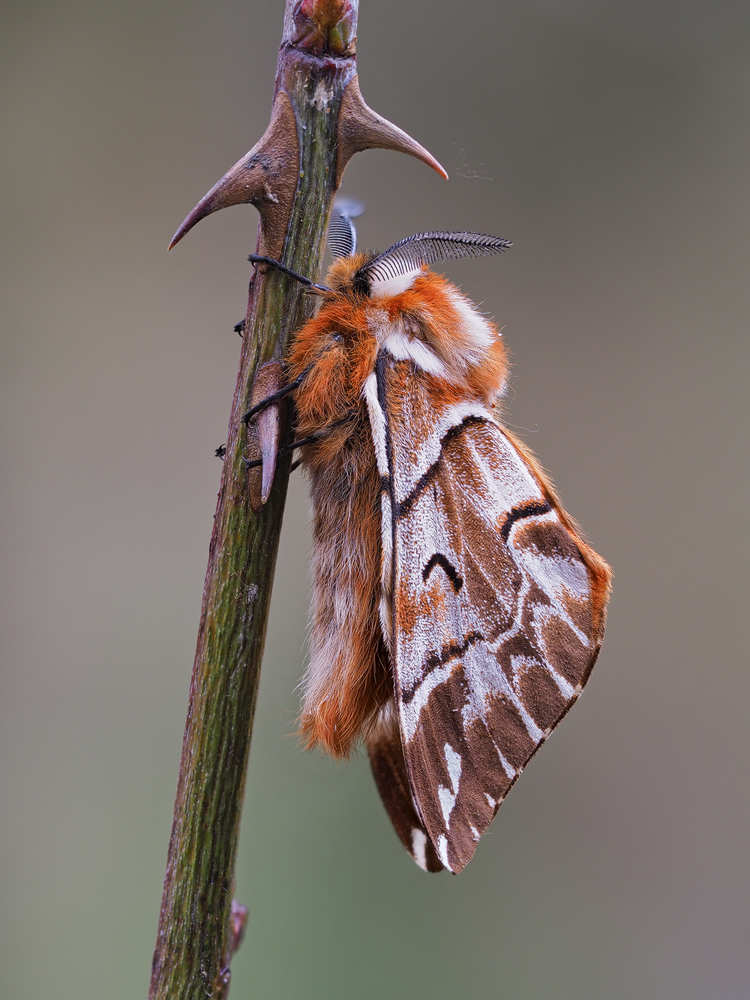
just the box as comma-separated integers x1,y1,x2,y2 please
248,203,611,873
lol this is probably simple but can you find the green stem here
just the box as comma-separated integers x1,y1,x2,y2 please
149,4,359,998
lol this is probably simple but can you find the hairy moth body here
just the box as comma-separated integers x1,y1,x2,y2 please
280,230,610,873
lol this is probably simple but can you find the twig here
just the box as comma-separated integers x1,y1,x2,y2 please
149,2,446,997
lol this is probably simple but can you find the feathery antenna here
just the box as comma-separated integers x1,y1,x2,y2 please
328,197,365,259
360,231,512,285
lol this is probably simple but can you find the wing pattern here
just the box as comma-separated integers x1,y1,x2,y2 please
366,702,445,872
375,354,608,872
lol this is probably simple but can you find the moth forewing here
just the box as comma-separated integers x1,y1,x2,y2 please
382,357,609,872
281,229,611,872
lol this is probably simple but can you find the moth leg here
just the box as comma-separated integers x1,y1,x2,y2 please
242,339,338,425
240,364,312,426
282,412,358,454
247,254,330,293
243,411,357,469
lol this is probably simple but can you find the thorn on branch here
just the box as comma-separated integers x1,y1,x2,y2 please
168,93,300,260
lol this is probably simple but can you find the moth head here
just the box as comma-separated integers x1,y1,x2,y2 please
324,251,377,298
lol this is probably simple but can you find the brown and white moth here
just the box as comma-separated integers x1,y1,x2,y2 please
249,204,611,873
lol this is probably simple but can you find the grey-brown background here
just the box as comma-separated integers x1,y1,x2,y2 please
2,2,748,997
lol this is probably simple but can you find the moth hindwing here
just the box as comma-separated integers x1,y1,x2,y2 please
280,229,611,873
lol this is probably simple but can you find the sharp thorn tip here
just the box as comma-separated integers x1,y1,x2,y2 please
337,77,449,185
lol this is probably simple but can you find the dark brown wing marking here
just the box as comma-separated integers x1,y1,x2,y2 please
422,553,464,591
499,500,552,541
394,415,493,520
400,632,484,705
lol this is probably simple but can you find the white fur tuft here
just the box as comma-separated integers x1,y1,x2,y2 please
382,331,445,376
445,286,497,352
369,269,422,300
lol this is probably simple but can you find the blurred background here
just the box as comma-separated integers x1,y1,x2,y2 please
1,1,749,997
